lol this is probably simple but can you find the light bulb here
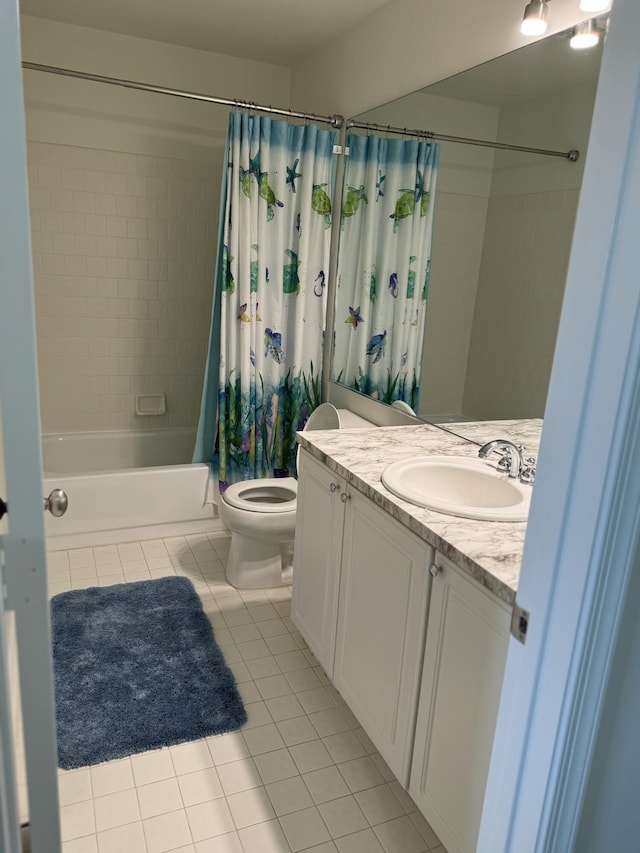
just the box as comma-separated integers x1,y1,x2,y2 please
520,1,549,36
570,19,601,48
579,0,610,12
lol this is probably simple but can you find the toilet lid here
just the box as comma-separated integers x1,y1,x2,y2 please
296,402,342,472
223,477,297,513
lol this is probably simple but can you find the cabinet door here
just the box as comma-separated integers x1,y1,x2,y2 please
334,489,433,786
410,553,511,853
291,451,345,677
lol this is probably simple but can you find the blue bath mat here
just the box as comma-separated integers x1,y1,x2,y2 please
50,576,246,769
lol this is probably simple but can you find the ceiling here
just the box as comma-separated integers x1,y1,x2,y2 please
19,0,393,66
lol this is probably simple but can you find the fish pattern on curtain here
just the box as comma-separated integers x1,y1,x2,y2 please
217,112,338,490
333,133,439,411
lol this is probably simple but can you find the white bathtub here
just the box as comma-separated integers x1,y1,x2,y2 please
42,429,221,550
43,427,197,474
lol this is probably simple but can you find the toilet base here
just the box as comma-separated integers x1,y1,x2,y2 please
226,533,294,589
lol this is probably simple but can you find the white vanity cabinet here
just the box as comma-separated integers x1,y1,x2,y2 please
409,552,511,853
292,449,434,783
291,450,346,677
292,448,512,853
334,488,433,786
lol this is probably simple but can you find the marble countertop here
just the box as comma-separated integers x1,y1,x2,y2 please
297,422,531,606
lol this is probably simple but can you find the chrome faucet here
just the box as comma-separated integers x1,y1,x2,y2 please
478,439,524,480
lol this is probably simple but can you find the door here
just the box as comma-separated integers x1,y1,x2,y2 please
291,451,346,677
334,489,432,786
410,553,510,853
0,1,62,850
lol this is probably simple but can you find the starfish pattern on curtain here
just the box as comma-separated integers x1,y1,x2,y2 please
207,113,337,489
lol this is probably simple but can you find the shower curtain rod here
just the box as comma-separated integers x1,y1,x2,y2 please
21,61,344,129
347,118,579,162
21,61,576,160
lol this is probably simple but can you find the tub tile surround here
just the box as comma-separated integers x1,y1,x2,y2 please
297,423,539,604
27,141,219,435
41,533,445,853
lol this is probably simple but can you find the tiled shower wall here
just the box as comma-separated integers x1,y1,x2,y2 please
28,142,220,434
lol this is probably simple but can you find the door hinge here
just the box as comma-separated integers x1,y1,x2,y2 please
511,600,530,644
333,144,350,155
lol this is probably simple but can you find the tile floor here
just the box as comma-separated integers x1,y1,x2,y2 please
43,532,446,853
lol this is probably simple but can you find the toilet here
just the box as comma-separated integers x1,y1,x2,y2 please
219,404,373,589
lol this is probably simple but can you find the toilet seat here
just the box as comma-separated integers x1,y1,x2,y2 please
223,477,297,513
219,405,375,589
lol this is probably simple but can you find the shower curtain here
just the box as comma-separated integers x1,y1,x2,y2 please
193,112,338,489
333,133,439,410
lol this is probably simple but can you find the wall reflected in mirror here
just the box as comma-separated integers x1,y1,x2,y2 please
330,26,604,429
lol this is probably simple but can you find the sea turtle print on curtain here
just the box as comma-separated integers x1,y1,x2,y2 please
333,133,439,411
214,112,338,489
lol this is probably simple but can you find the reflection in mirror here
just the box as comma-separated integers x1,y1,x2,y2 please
333,135,439,412
331,26,604,431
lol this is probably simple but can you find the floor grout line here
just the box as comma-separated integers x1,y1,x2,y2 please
41,532,445,853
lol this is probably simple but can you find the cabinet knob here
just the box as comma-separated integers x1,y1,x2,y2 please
330,482,339,493
340,492,351,503
429,564,441,578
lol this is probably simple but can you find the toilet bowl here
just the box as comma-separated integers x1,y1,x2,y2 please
218,404,373,589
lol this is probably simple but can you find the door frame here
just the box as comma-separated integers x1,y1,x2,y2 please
478,0,640,848
0,0,62,850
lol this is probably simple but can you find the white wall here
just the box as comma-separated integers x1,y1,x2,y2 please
21,16,291,161
20,16,291,435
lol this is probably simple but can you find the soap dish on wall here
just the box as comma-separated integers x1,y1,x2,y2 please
135,393,167,416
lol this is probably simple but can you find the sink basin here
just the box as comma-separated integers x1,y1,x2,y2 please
381,455,531,521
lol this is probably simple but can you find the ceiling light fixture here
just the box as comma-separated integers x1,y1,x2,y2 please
579,0,610,12
570,18,601,48
521,0,550,36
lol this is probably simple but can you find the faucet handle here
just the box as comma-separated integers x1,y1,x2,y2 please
495,454,513,474
494,444,524,470
520,456,537,485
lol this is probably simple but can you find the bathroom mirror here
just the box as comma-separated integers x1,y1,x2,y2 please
330,25,604,435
